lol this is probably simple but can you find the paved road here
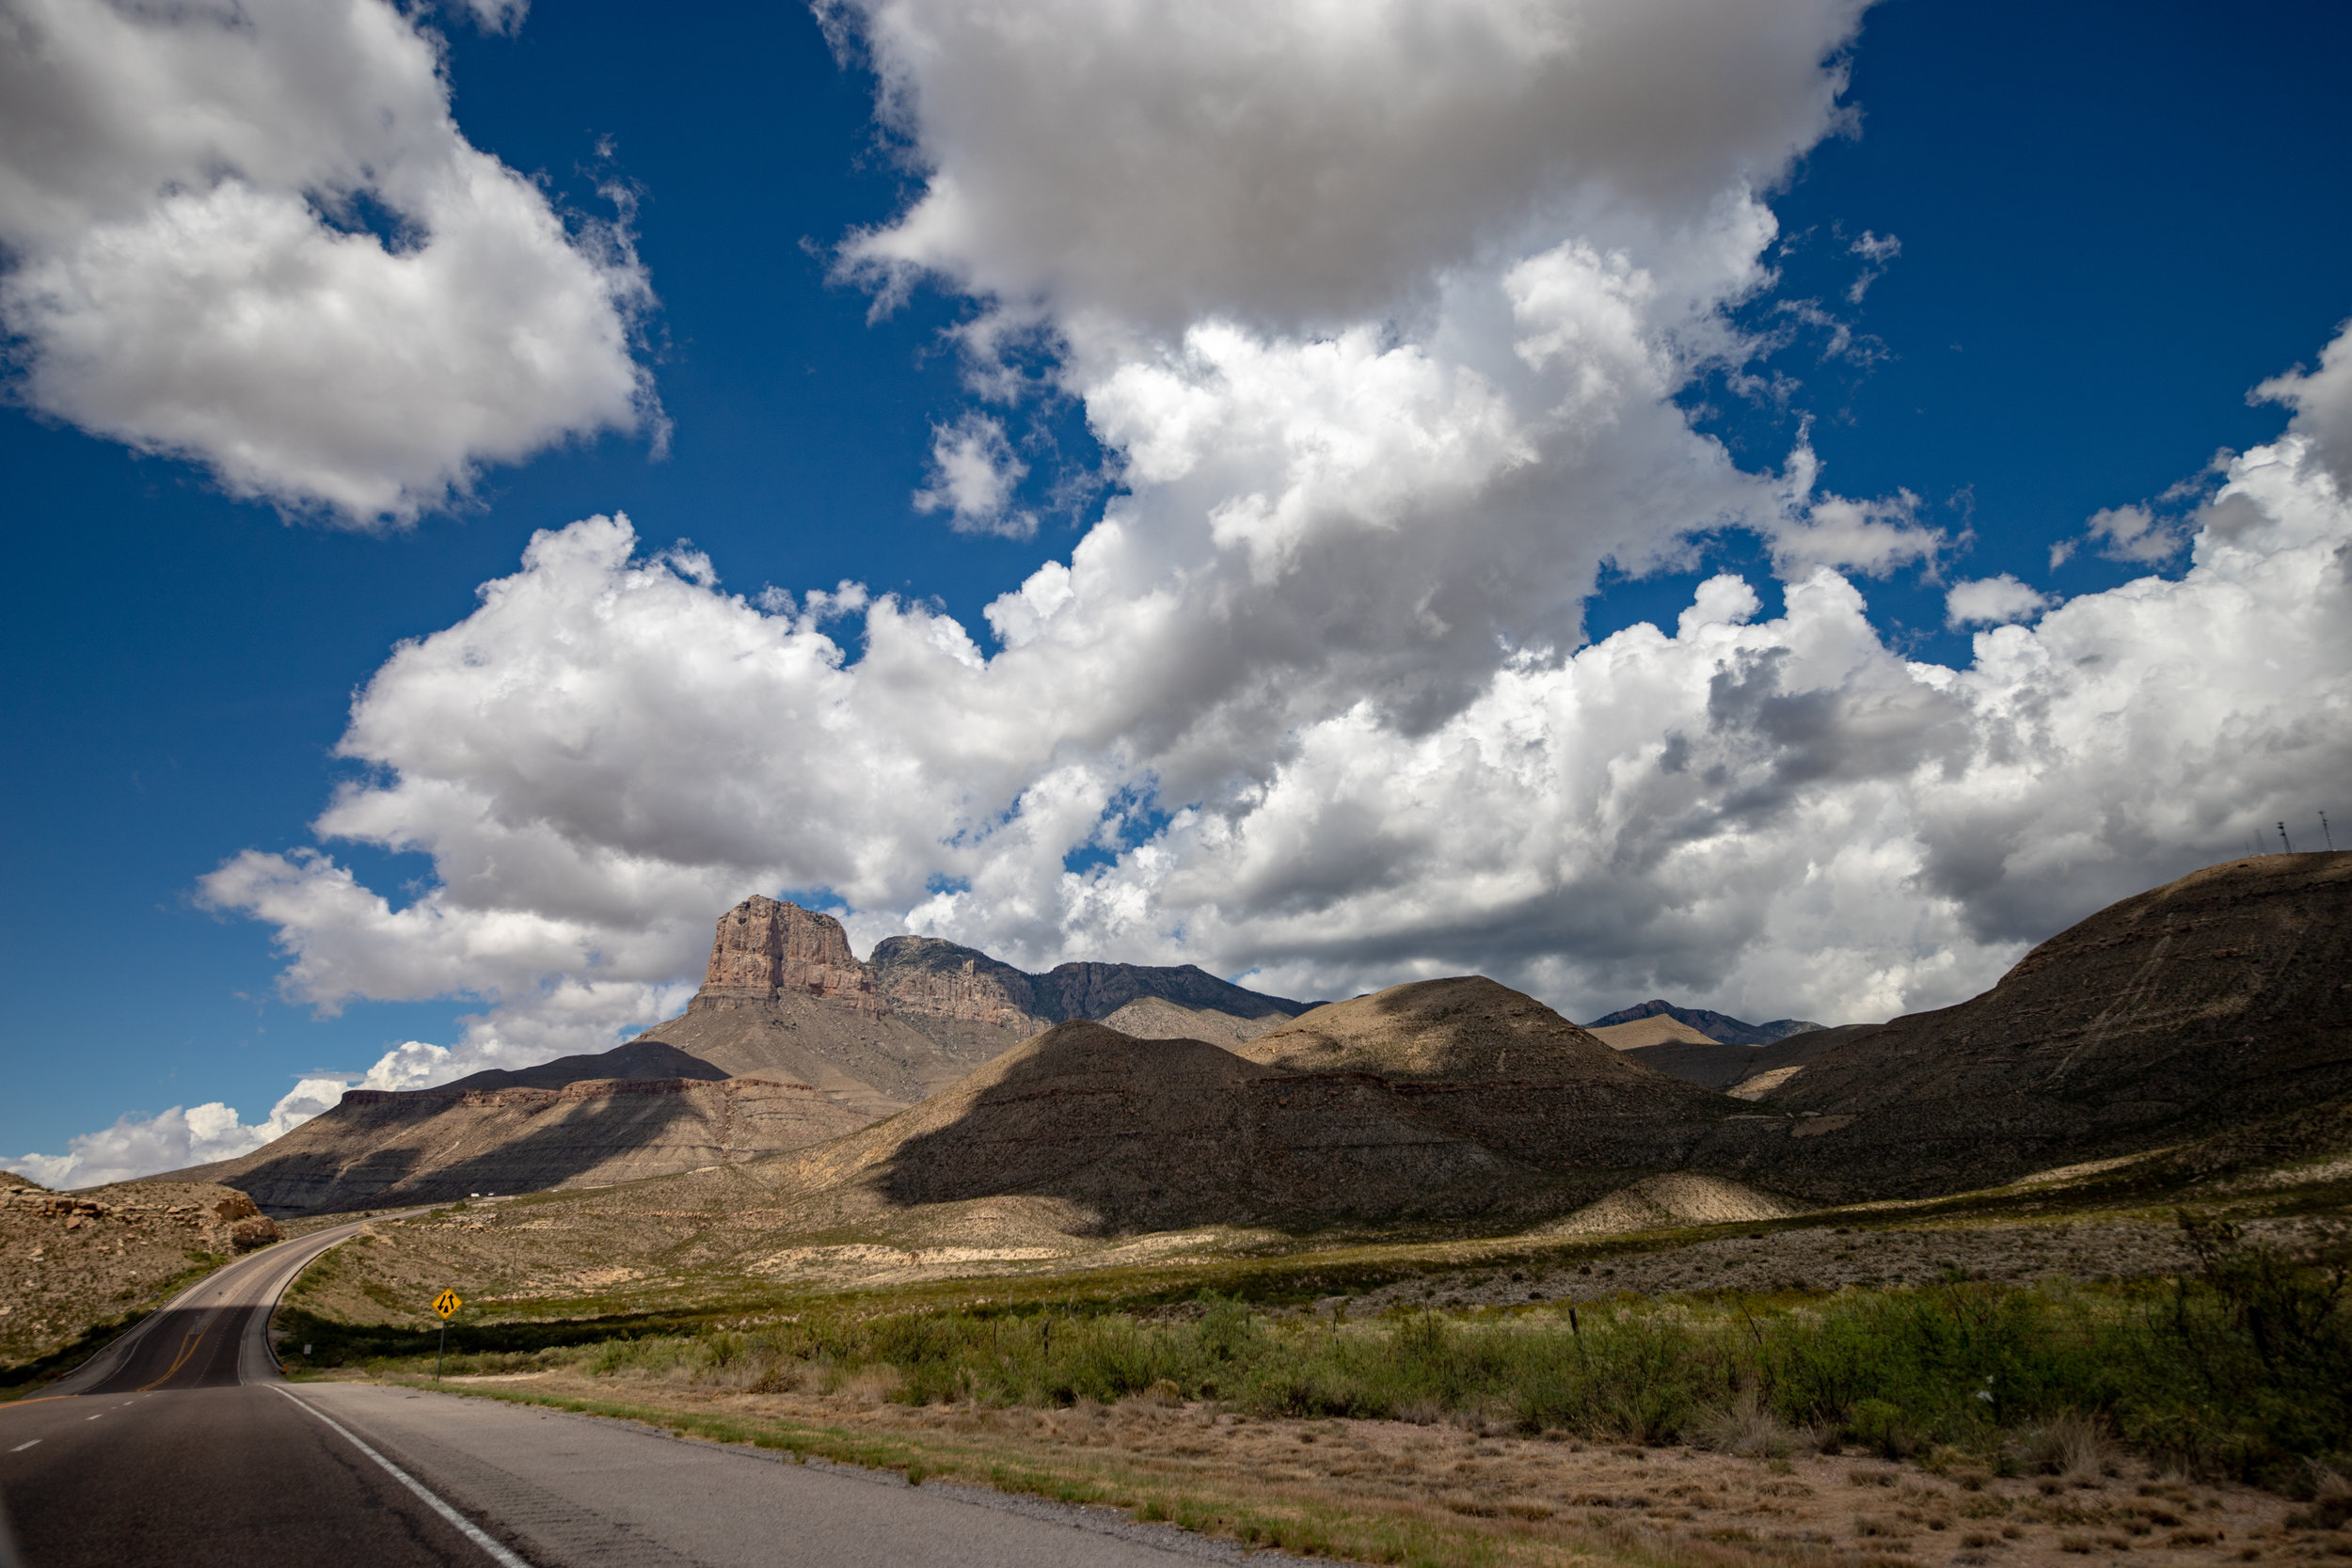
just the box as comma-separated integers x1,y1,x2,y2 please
0,1222,1281,1567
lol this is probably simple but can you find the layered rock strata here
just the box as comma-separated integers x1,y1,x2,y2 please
174,1075,869,1215
161,896,1315,1215
679,896,1311,1035
1745,852,2352,1201
698,895,884,1015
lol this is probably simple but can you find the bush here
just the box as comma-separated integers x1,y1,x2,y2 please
411,1219,2347,1488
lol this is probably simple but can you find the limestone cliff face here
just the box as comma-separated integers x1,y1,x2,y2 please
685,895,1311,1032
868,936,1047,1028
697,895,882,1016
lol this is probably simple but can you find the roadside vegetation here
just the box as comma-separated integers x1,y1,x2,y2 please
287,1213,2350,1493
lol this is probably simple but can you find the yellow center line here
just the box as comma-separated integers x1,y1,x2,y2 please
137,1323,211,1391
138,1289,249,1392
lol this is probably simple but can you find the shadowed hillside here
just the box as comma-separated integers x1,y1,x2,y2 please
1746,852,2352,1200
170,1075,872,1214
150,895,1311,1214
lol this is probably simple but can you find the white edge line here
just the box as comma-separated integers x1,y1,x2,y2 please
269,1386,531,1568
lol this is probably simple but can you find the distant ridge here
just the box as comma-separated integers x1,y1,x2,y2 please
1743,851,2352,1201
689,979,1769,1241
1584,999,1824,1046
635,896,1315,1118
151,895,1312,1213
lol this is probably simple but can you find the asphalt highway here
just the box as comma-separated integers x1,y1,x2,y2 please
0,1221,1282,1567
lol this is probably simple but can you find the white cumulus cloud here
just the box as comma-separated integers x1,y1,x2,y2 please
0,0,657,525
4,1076,344,1191
914,413,1034,536
1944,573,2053,628
45,0,2352,1181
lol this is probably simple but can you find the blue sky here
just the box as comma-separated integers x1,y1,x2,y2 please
6,0,2350,1182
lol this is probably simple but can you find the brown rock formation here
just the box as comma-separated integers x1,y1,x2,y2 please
699,895,882,1014
2,1179,284,1377
159,895,1316,1215
1746,851,2352,1201
635,897,1313,1120
174,1075,870,1215
867,936,1047,1027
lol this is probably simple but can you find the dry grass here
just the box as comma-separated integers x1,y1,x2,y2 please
344,1366,2318,1567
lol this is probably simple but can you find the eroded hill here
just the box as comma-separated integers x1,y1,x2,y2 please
161,895,1311,1214
1745,851,2352,1201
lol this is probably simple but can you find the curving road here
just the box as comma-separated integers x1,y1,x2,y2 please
0,1221,1283,1567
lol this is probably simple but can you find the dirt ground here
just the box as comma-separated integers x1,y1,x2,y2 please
383,1367,2348,1568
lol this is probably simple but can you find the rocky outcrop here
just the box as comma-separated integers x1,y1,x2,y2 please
868,936,1047,1027
158,896,1318,1216
633,898,1315,1118
693,896,1311,1032
698,895,882,1015
2,1179,284,1377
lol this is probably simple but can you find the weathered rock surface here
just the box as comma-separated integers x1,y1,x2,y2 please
702,895,884,1014
1,1178,281,1377
157,896,1311,1215
1585,999,1824,1046
171,1075,870,1215
1747,852,2352,1201
867,935,1047,1026
635,898,1315,1119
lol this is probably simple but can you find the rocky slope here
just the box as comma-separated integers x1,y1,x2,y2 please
770,1019,1567,1235
158,896,1311,1214
1586,999,1824,1046
1,1174,279,1378
629,897,1313,1118
170,1074,872,1215
1237,977,1760,1172
319,981,1782,1285
1747,852,2352,1200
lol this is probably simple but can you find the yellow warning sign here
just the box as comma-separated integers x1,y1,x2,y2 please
432,1289,462,1319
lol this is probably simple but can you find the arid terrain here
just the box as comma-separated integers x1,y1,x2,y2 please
10,855,2351,1565
0,1169,279,1378
166,895,1318,1214
326,1366,2331,1568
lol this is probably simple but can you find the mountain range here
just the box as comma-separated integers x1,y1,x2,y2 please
163,853,2352,1234
168,896,1315,1212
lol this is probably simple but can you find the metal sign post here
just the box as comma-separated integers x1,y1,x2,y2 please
432,1290,463,1384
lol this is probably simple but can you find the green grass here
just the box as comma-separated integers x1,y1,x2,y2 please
299,1213,2351,1492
